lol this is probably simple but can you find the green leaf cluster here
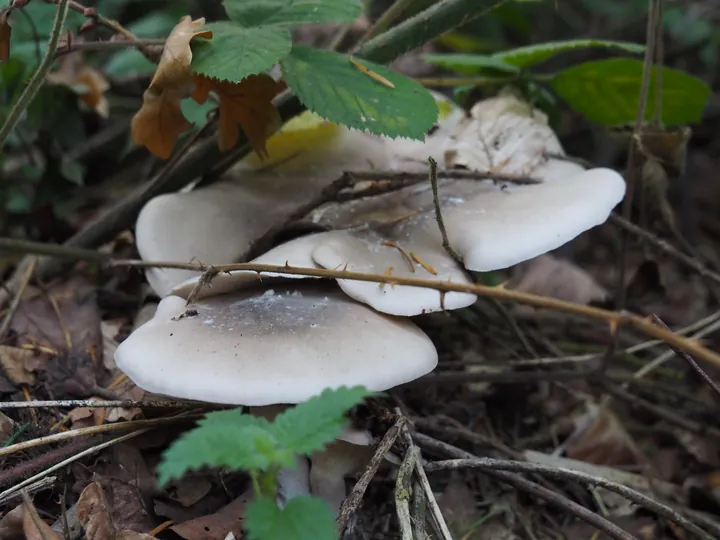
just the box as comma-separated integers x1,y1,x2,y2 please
188,0,438,140
424,38,710,127
157,385,373,485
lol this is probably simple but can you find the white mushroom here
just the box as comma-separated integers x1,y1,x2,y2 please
136,95,465,297
114,282,437,510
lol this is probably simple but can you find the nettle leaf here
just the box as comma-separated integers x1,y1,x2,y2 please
225,0,362,27
281,46,438,140
245,496,338,540
158,410,284,485
190,22,291,82
494,39,645,68
270,386,373,456
423,54,519,75
550,58,710,127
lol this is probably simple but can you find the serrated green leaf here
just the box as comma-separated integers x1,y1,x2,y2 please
190,22,291,82
281,46,438,140
225,0,362,26
423,54,519,75
270,386,373,456
493,39,645,68
245,496,338,540
157,411,290,485
550,58,710,127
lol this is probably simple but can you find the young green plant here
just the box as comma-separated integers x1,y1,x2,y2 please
157,385,375,540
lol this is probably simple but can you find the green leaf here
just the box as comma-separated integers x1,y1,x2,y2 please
157,411,290,485
190,22,291,82
270,386,373,456
224,0,362,26
422,53,519,75
550,58,711,127
281,46,438,140
245,496,338,540
493,39,645,68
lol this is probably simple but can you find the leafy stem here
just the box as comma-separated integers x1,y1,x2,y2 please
0,0,70,148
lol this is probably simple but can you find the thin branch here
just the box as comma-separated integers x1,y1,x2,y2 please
21,491,54,540
424,458,714,540
0,0,70,147
429,157,462,263
395,446,418,540
0,414,204,459
0,257,37,342
0,398,200,409
651,315,720,400
337,417,405,532
55,37,164,57
609,213,720,286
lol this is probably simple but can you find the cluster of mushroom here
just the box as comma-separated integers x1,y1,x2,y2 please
115,91,626,513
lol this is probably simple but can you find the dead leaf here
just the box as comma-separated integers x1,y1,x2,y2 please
23,496,62,540
46,47,110,117
131,15,211,158
0,345,47,385
566,405,645,467
438,476,482,538
192,73,282,157
169,475,212,507
0,9,11,62
0,504,23,540
510,254,608,305
0,410,15,443
11,276,101,357
171,490,252,540
77,481,156,540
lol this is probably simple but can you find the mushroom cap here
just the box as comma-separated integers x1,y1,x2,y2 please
172,229,477,316
114,283,438,406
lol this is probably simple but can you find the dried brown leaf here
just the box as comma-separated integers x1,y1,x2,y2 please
131,16,211,158
510,254,608,305
171,490,252,540
0,410,15,443
0,345,39,385
0,9,11,62
46,49,110,117
566,406,645,467
168,476,212,507
77,482,116,540
192,73,282,157
23,497,62,540
0,504,24,540
438,476,482,538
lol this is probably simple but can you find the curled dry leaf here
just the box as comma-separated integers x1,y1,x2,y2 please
131,16,212,159
77,481,155,540
0,504,23,539
46,48,110,117
192,73,282,157
0,345,46,385
0,9,11,62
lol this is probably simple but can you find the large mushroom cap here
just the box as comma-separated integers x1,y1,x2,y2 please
114,283,438,406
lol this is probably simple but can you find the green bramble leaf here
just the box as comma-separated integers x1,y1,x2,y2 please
157,411,294,485
190,22,291,82
550,58,711,127
245,496,338,540
494,39,645,68
281,45,438,140
270,386,374,456
223,0,362,27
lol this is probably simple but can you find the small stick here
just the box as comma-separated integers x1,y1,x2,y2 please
0,257,37,342
337,417,405,532
428,157,462,263
21,491,55,540
395,446,419,540
0,398,200,410
651,314,720,399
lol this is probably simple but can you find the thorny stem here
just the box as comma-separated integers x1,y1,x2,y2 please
0,0,70,147
429,157,463,264
106,257,720,370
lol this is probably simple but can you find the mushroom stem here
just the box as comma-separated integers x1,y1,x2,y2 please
277,456,311,507
309,440,374,515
